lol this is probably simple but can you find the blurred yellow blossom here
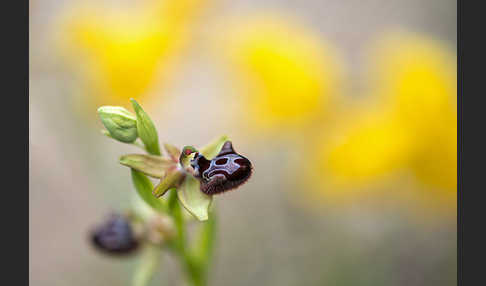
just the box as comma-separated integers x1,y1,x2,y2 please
369,33,457,137
302,32,456,209
221,14,344,133
326,110,416,185
57,0,210,109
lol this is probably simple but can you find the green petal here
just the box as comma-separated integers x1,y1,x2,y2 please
153,171,185,198
177,176,212,221
120,154,175,178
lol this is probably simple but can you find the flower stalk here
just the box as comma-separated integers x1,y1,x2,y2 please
92,99,232,286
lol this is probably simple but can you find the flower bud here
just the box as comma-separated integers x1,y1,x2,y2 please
98,106,138,143
90,213,139,255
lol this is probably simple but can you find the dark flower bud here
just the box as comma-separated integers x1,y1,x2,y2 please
90,214,139,255
190,141,252,195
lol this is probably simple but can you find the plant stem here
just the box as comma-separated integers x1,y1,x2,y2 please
166,189,214,286
132,244,161,286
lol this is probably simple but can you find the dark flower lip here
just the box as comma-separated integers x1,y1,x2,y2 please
191,141,253,195
200,167,253,195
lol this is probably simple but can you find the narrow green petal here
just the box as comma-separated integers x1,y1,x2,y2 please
153,171,185,197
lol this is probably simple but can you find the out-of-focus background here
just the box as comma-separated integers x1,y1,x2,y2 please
30,0,457,285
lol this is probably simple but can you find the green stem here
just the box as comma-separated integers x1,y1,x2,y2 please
191,211,216,286
166,189,213,286
132,244,161,286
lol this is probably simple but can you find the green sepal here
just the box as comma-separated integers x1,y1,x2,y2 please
131,99,161,155
120,154,176,178
177,176,212,221
199,135,229,159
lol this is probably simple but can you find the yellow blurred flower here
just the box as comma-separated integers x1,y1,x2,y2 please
326,110,416,185
222,14,343,133
303,32,456,209
57,0,210,109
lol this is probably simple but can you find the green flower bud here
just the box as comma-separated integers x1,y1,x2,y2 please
98,106,138,143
